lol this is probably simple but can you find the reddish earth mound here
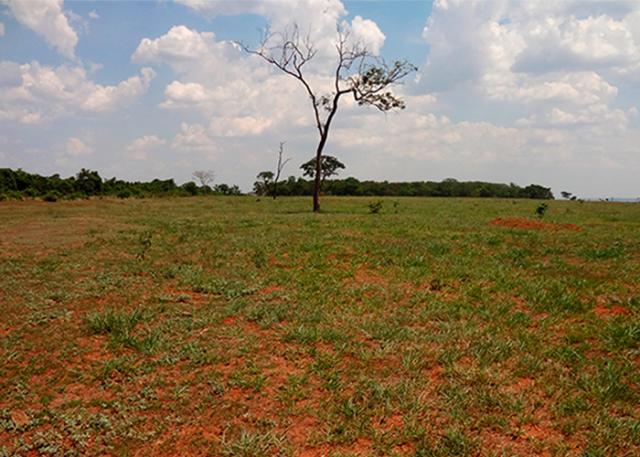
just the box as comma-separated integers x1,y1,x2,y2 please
490,217,581,231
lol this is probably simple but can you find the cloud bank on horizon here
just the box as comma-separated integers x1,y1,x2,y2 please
1,0,639,197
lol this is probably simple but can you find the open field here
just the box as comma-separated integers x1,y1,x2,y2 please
1,196,639,456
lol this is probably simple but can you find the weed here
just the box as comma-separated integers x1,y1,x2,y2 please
135,231,153,259
603,320,640,350
221,429,285,456
250,247,267,268
85,309,159,352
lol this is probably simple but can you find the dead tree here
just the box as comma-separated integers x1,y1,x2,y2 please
240,24,415,211
192,170,215,191
272,142,290,199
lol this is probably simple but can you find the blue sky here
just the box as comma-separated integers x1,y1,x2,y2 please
1,0,639,198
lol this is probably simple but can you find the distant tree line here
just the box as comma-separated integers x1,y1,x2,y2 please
0,168,241,201
0,167,554,202
254,176,554,199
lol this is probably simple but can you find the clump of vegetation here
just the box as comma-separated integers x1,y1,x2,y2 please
85,309,159,353
86,309,144,336
368,200,383,214
42,192,59,202
535,202,549,218
135,231,153,260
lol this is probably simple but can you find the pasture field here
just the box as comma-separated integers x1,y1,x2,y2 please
0,196,639,456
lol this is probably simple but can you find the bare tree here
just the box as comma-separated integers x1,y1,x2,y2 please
273,142,290,199
240,24,415,211
192,170,215,191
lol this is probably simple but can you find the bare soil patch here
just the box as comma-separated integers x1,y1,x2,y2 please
490,217,581,231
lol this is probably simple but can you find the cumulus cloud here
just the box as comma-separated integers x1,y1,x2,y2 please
125,135,166,160
421,0,640,86
172,122,215,153
132,25,249,85
132,24,314,133
209,116,273,138
66,137,92,156
161,81,211,108
420,0,640,133
1,0,78,58
177,0,385,60
88,10,99,20
343,15,385,55
0,61,155,123
511,15,639,74
132,25,219,64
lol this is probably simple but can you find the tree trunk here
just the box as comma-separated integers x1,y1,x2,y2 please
313,141,325,212
312,153,321,212
312,97,337,212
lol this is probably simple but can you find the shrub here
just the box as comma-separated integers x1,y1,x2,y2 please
23,187,37,198
64,192,87,200
42,192,59,202
368,200,383,214
535,202,548,218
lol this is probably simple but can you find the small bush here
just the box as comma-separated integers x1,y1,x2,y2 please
2,191,22,200
368,200,383,214
42,192,59,202
535,202,548,218
23,188,37,198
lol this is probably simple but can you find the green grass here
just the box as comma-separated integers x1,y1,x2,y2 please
0,196,639,456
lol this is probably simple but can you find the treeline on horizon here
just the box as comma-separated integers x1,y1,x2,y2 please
0,168,242,201
256,176,554,199
0,168,554,201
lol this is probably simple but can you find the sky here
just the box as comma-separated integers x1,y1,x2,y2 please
1,0,639,198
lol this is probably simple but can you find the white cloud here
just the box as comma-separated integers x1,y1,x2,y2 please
133,25,314,133
176,0,385,61
172,122,215,152
132,25,218,63
161,81,210,108
512,15,639,74
421,1,640,89
209,116,273,137
66,137,92,156
420,0,640,135
125,135,166,160
1,0,78,58
83,67,155,112
132,25,249,85
345,15,385,55
0,61,155,123
88,10,99,20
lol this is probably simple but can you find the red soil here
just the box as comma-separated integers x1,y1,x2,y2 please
490,217,581,231
594,304,630,317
